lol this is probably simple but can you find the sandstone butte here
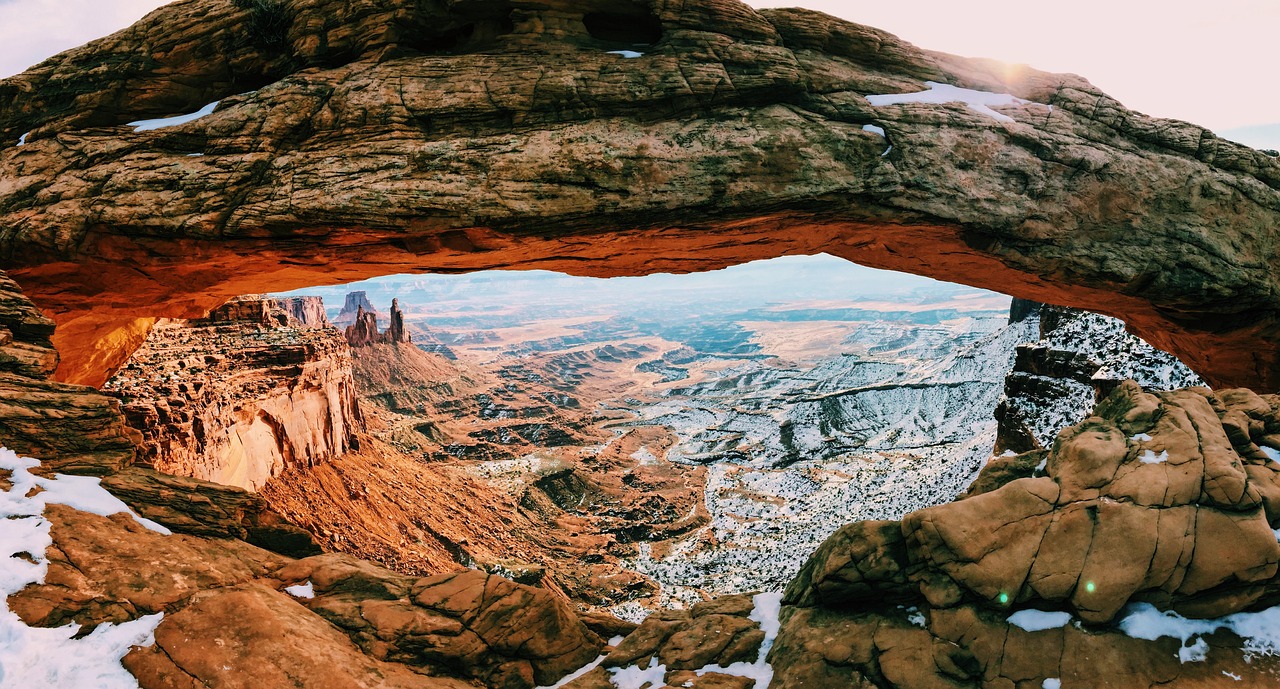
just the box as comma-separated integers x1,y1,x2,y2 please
4,0,1280,688
0,0,1277,390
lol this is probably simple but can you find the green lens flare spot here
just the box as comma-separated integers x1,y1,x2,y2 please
1085,581,1096,594
998,592,1009,605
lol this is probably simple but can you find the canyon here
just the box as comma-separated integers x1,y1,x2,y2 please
2,0,1280,687
0,0,1277,390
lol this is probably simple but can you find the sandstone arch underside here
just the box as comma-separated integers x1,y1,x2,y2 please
1,0,1277,389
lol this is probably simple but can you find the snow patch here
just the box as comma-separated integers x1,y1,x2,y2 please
128,101,219,132
1034,457,1048,474
589,592,783,689
0,447,165,687
537,654,608,689
607,50,644,58
1261,446,1280,463
1042,680,1061,689
285,581,315,599
16,132,28,146
1131,433,1153,441
1008,609,1072,632
866,81,1029,123
1224,671,1242,680
1118,602,1280,662
1139,449,1169,464
610,658,667,689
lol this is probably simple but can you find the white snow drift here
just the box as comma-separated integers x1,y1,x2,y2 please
866,81,1029,123
0,446,168,687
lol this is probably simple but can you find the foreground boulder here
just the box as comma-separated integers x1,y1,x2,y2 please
793,381,1280,623
0,0,1276,390
775,379,1280,686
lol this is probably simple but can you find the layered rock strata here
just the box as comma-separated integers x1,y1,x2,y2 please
344,296,411,347
1,0,1277,389
0,271,138,474
774,380,1280,686
995,301,1205,454
104,295,363,490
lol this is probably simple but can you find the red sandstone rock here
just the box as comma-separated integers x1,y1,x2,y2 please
0,0,1275,389
104,295,364,490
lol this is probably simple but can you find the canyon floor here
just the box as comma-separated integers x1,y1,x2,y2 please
267,256,1098,618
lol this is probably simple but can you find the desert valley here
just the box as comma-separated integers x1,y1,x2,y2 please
2,0,1280,687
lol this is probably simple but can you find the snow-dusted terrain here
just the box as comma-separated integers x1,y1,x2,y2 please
1002,307,1205,448
613,315,1040,606
0,447,167,687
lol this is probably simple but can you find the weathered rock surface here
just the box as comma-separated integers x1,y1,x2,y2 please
345,296,411,347
274,554,603,688
9,476,605,689
995,301,1205,454
563,593,768,689
104,295,364,490
1,0,1277,390
124,582,477,689
795,381,1280,623
767,604,1280,689
0,270,138,473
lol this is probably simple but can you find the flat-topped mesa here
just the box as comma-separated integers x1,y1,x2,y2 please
105,295,364,491
344,298,411,347
333,291,379,328
201,294,329,329
1,0,1278,389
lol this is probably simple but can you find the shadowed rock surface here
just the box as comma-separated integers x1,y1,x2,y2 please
0,0,1277,389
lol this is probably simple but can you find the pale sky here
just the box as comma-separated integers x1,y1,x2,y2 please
0,0,1276,138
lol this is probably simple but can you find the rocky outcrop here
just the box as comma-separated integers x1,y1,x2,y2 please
1,0,1276,389
274,554,602,688
995,302,1204,453
0,271,138,474
770,380,1280,686
10,483,602,689
104,295,364,490
344,297,411,347
335,291,379,328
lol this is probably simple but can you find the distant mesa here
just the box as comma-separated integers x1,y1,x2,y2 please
343,294,410,348
203,294,329,329
333,291,380,328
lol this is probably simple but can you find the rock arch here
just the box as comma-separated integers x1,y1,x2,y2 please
1,0,1277,389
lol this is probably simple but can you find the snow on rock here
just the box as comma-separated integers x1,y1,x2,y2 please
1118,602,1280,663
609,658,667,689
284,581,315,599
1001,307,1204,451
536,654,609,689
1261,446,1280,463
0,447,165,687
606,50,644,58
1131,433,1153,441
1139,449,1169,464
866,81,1030,123
1008,609,1073,632
619,315,1036,602
128,101,219,132
16,132,28,146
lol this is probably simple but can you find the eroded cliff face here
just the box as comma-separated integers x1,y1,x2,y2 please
104,295,363,490
0,272,138,474
1,0,1277,389
995,300,1206,454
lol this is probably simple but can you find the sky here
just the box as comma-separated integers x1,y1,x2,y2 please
0,0,1275,144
